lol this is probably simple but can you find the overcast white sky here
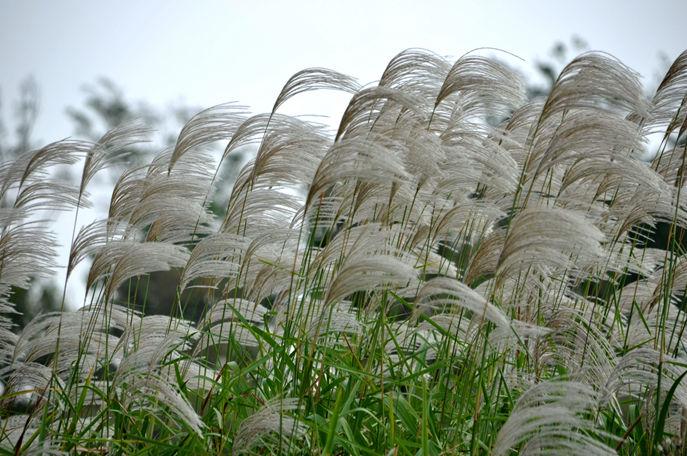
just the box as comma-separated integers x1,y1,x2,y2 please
1,0,686,306
2,0,687,143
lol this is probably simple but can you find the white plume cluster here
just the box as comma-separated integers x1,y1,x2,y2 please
1,48,687,454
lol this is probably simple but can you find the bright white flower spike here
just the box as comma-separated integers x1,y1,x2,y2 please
232,398,307,456
493,381,615,456
80,121,153,196
497,206,606,285
272,67,361,114
417,277,511,329
169,102,248,171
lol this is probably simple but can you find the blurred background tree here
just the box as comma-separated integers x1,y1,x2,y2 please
0,76,39,162
0,76,215,325
527,35,589,98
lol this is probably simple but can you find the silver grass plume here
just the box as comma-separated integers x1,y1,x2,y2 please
492,381,615,455
232,398,307,455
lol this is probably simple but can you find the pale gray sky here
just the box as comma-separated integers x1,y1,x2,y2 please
2,0,686,143
1,0,686,306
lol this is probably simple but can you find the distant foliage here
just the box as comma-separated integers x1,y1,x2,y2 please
1,48,687,454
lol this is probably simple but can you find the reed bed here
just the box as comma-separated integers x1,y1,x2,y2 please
1,48,687,455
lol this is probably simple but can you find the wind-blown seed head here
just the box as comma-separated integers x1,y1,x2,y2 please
493,381,615,456
435,54,526,118
272,67,361,114
80,121,153,195
497,207,606,286
169,102,247,171
232,398,307,456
